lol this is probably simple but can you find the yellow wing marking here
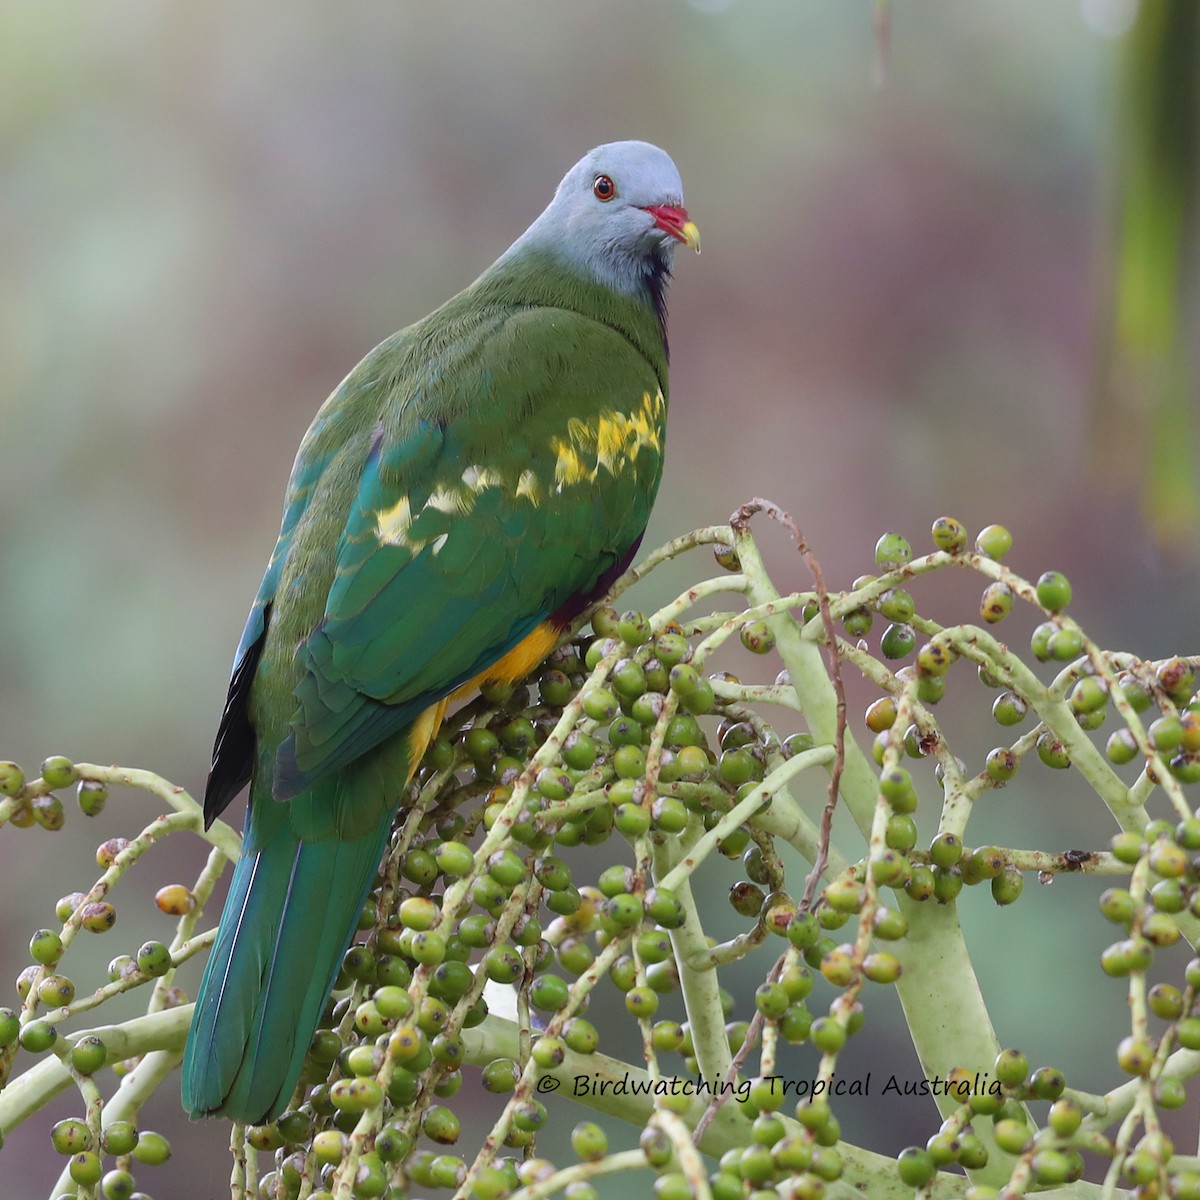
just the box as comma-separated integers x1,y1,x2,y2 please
379,390,663,547
550,390,664,491
375,495,413,544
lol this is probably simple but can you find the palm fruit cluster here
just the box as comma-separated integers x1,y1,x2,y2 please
1,512,1199,1200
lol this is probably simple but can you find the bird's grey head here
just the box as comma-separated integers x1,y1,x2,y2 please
507,140,700,297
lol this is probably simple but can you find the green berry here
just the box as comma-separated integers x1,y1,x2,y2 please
70,1035,107,1075
991,866,1023,905
1048,627,1083,661
878,589,916,626
985,748,1019,784
77,780,107,817
974,524,1011,559
864,697,897,735
991,691,1027,726
740,620,776,655
528,973,570,1013
433,840,474,878
986,1114,1025,1150
645,886,685,928
650,796,689,834
483,946,523,984
994,1047,1029,1087
980,582,1014,624
101,1168,136,1200
1036,731,1070,769
571,1121,608,1162
880,623,915,660
562,1017,599,1054
1116,672,1152,711
69,1151,103,1187
1148,982,1184,1020
422,1105,461,1145
101,1121,139,1156
463,727,500,763
32,793,66,831
862,952,901,984
133,1123,174,1161
487,849,527,889
1148,838,1188,878
1158,657,1196,704
1030,1151,1073,1185
618,610,651,647
905,864,935,901
20,1019,57,1053
330,1076,384,1112
30,929,64,966
1106,729,1138,765
613,802,651,840
40,756,78,789
136,940,172,978
932,867,963,904
1099,888,1137,925
1073,676,1110,719
1150,715,1185,753
1028,1066,1066,1100
932,517,968,553
653,632,691,668
1100,937,1154,976
0,761,25,796
961,845,1005,884
611,658,647,700
885,813,918,852
809,1016,846,1054
625,986,659,1018
917,641,953,676
80,902,117,933
1110,830,1144,864
51,1118,93,1156
929,832,963,868
875,532,912,568
1036,571,1072,611
880,766,918,810
1116,1035,1155,1076
424,734,456,770
897,1147,936,1187
1030,621,1055,661
843,607,873,638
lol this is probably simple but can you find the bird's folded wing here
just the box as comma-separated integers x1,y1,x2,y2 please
276,310,664,805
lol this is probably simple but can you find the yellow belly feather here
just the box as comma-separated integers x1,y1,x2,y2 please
403,621,560,779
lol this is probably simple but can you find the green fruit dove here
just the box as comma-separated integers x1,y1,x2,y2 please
182,141,700,1121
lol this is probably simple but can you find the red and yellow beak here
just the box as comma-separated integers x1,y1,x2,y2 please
643,204,702,253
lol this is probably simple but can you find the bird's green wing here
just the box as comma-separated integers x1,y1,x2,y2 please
203,430,345,825
273,305,666,828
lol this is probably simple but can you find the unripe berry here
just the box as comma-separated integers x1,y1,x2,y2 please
975,524,1012,560
1036,571,1072,612
932,517,968,553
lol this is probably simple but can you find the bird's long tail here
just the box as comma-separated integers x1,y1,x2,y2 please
181,812,391,1123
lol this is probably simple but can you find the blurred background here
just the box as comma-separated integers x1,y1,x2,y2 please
2,0,1199,1194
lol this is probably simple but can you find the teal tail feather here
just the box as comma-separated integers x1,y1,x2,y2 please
181,811,392,1122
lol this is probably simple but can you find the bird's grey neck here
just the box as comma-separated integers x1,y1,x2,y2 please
500,218,673,302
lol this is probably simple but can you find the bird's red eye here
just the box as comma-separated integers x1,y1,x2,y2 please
592,174,615,201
